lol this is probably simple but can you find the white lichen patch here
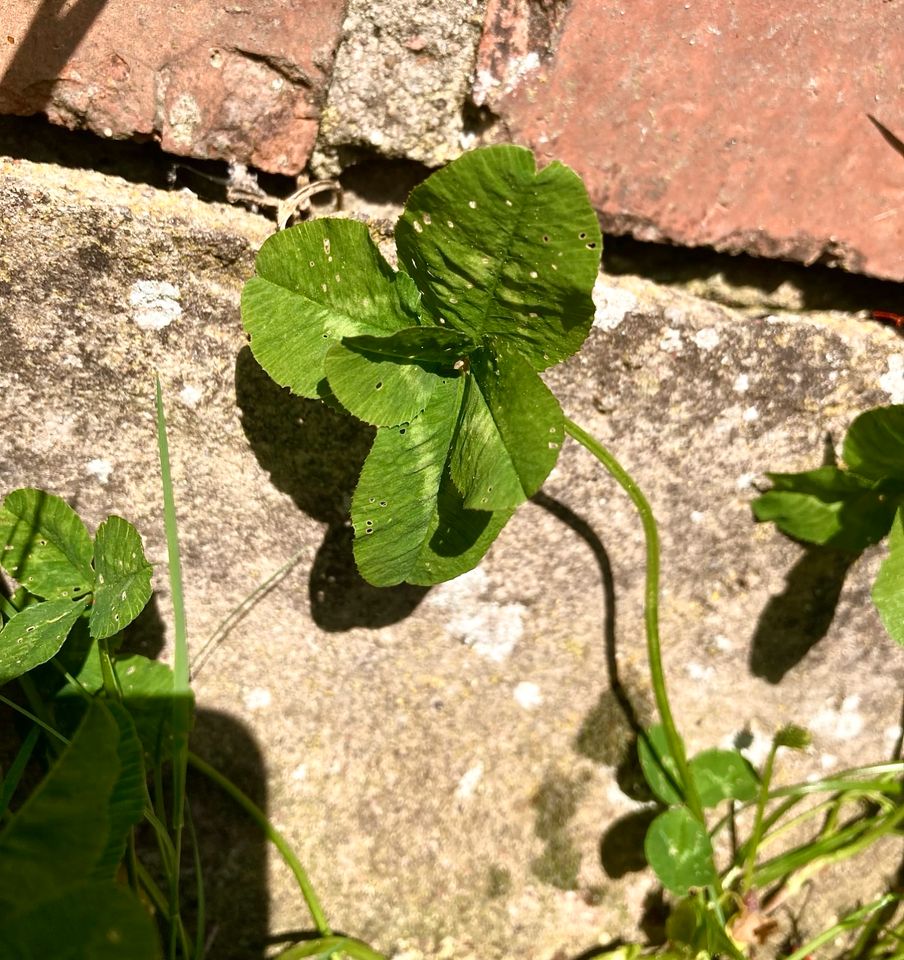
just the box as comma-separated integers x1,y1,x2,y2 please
472,52,541,104
513,681,543,710
742,406,759,422
592,279,637,331
427,567,526,661
85,458,113,485
243,687,272,711
452,604,526,662
686,661,713,681
811,694,863,740
166,93,202,149
735,471,757,491
733,372,750,393
879,354,904,403
129,280,181,330
659,327,684,353
692,327,720,350
454,761,484,800
290,763,308,782
179,384,203,408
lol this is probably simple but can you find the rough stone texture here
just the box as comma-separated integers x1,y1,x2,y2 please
311,0,488,175
0,0,345,174
473,0,904,281
2,157,904,959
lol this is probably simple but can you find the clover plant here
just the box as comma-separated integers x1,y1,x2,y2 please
0,391,383,960
242,145,904,957
753,404,904,644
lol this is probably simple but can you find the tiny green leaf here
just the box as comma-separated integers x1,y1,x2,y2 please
644,807,717,896
689,749,758,808
637,725,683,806
90,516,153,641
666,894,745,960
0,489,94,600
751,466,896,552
873,505,904,645
242,219,417,398
0,598,87,687
843,405,904,481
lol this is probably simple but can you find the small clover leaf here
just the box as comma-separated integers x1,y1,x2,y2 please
242,145,601,585
754,405,904,645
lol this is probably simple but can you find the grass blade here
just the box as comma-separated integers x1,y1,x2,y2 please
155,377,193,959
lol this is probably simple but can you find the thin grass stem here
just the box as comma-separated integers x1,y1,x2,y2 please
187,751,332,937
156,378,193,960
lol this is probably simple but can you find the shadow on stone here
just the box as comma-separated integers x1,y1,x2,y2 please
749,545,857,683
1,0,110,115
533,492,646,740
599,808,658,879
235,345,429,631
603,233,904,316
529,769,591,891
186,708,269,960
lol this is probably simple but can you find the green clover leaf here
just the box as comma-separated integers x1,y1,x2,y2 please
242,145,601,585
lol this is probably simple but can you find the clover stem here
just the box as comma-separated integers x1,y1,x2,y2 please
563,419,706,825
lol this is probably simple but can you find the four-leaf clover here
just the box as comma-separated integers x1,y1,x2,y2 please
242,146,601,586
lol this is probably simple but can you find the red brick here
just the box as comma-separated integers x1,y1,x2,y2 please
0,0,345,175
475,0,904,281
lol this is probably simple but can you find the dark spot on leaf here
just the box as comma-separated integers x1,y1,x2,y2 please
586,242,597,249
375,382,383,390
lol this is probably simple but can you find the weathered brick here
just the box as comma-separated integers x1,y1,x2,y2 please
474,0,904,281
0,0,345,175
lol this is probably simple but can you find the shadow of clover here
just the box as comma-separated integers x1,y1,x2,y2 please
234,346,428,631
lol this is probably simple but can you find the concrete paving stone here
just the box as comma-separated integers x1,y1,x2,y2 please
1,155,903,958
0,0,346,174
473,0,904,281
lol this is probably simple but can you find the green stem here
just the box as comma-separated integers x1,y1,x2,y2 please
156,378,192,960
741,739,779,893
783,894,900,960
97,636,123,701
187,751,332,937
564,419,704,822
273,937,387,960
0,692,69,745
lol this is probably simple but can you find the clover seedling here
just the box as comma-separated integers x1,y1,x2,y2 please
753,404,904,643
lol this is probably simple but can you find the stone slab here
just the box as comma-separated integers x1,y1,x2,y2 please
0,0,345,174
474,0,904,281
2,156,904,958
